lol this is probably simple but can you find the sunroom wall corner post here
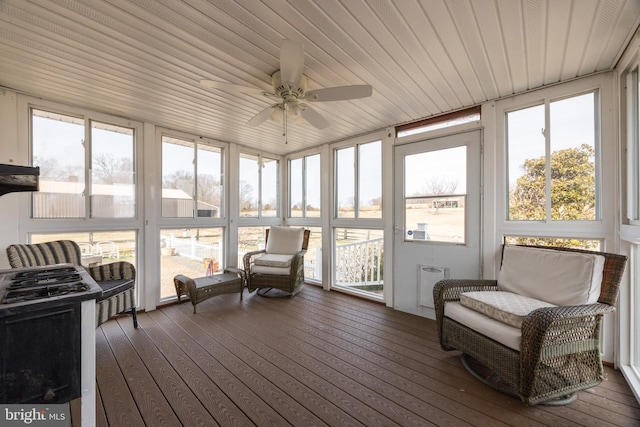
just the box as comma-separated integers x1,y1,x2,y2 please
141,122,159,312
320,144,332,291
482,101,499,279
227,143,240,268
383,127,395,308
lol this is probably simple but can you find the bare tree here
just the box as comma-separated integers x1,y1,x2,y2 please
163,170,194,195
33,156,80,181
422,178,458,214
197,173,221,207
422,177,458,196
239,180,255,211
93,154,133,184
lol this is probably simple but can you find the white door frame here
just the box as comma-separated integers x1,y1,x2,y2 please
392,129,483,319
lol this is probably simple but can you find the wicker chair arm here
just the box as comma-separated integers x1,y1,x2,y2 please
433,279,498,305
434,279,498,349
243,249,266,271
87,261,136,281
520,303,614,399
289,250,306,271
522,303,614,344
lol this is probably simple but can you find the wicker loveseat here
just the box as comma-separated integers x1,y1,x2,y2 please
243,226,310,296
434,244,627,405
6,240,137,328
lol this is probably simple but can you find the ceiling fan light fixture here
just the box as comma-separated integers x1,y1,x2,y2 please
288,102,302,118
270,105,284,122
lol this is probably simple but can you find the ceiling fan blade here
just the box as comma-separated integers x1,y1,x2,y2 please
280,40,304,88
246,104,278,127
303,85,373,102
200,79,275,97
300,103,330,129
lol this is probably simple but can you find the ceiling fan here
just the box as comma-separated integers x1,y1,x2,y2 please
200,40,373,142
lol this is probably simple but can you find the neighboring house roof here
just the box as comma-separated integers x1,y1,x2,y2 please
38,180,218,208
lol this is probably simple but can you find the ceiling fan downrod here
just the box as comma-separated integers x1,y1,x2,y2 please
283,102,289,144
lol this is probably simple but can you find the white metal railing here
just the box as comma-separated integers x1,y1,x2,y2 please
335,237,384,287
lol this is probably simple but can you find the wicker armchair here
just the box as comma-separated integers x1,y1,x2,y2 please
243,227,310,297
434,244,626,405
6,240,137,328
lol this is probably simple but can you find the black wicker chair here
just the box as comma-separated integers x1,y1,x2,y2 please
243,227,310,297
434,244,627,405
7,240,137,328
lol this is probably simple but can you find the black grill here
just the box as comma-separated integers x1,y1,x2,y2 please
0,264,101,404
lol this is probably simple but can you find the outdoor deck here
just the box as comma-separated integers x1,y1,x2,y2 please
75,284,640,426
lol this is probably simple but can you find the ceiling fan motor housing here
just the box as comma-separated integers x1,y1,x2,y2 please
271,70,307,99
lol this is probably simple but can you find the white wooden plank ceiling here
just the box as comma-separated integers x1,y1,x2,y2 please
1,0,639,155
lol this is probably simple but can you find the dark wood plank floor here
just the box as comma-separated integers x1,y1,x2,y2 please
82,284,640,426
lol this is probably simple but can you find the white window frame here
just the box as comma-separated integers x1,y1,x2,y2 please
496,74,615,246
159,133,225,220
16,95,146,308
236,150,281,222
330,131,387,300
286,151,322,220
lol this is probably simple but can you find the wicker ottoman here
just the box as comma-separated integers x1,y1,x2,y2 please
174,268,245,313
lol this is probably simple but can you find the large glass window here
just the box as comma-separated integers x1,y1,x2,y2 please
239,153,279,218
31,231,137,269
333,228,384,296
162,135,223,218
506,92,597,221
288,154,320,218
335,140,382,219
91,121,135,218
160,227,224,300
32,110,136,219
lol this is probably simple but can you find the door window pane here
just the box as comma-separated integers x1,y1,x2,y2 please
162,136,194,218
404,146,466,243
32,110,85,218
90,122,135,218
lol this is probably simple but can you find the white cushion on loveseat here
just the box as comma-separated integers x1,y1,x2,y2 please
497,245,605,306
445,302,521,350
460,291,555,328
266,226,304,255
